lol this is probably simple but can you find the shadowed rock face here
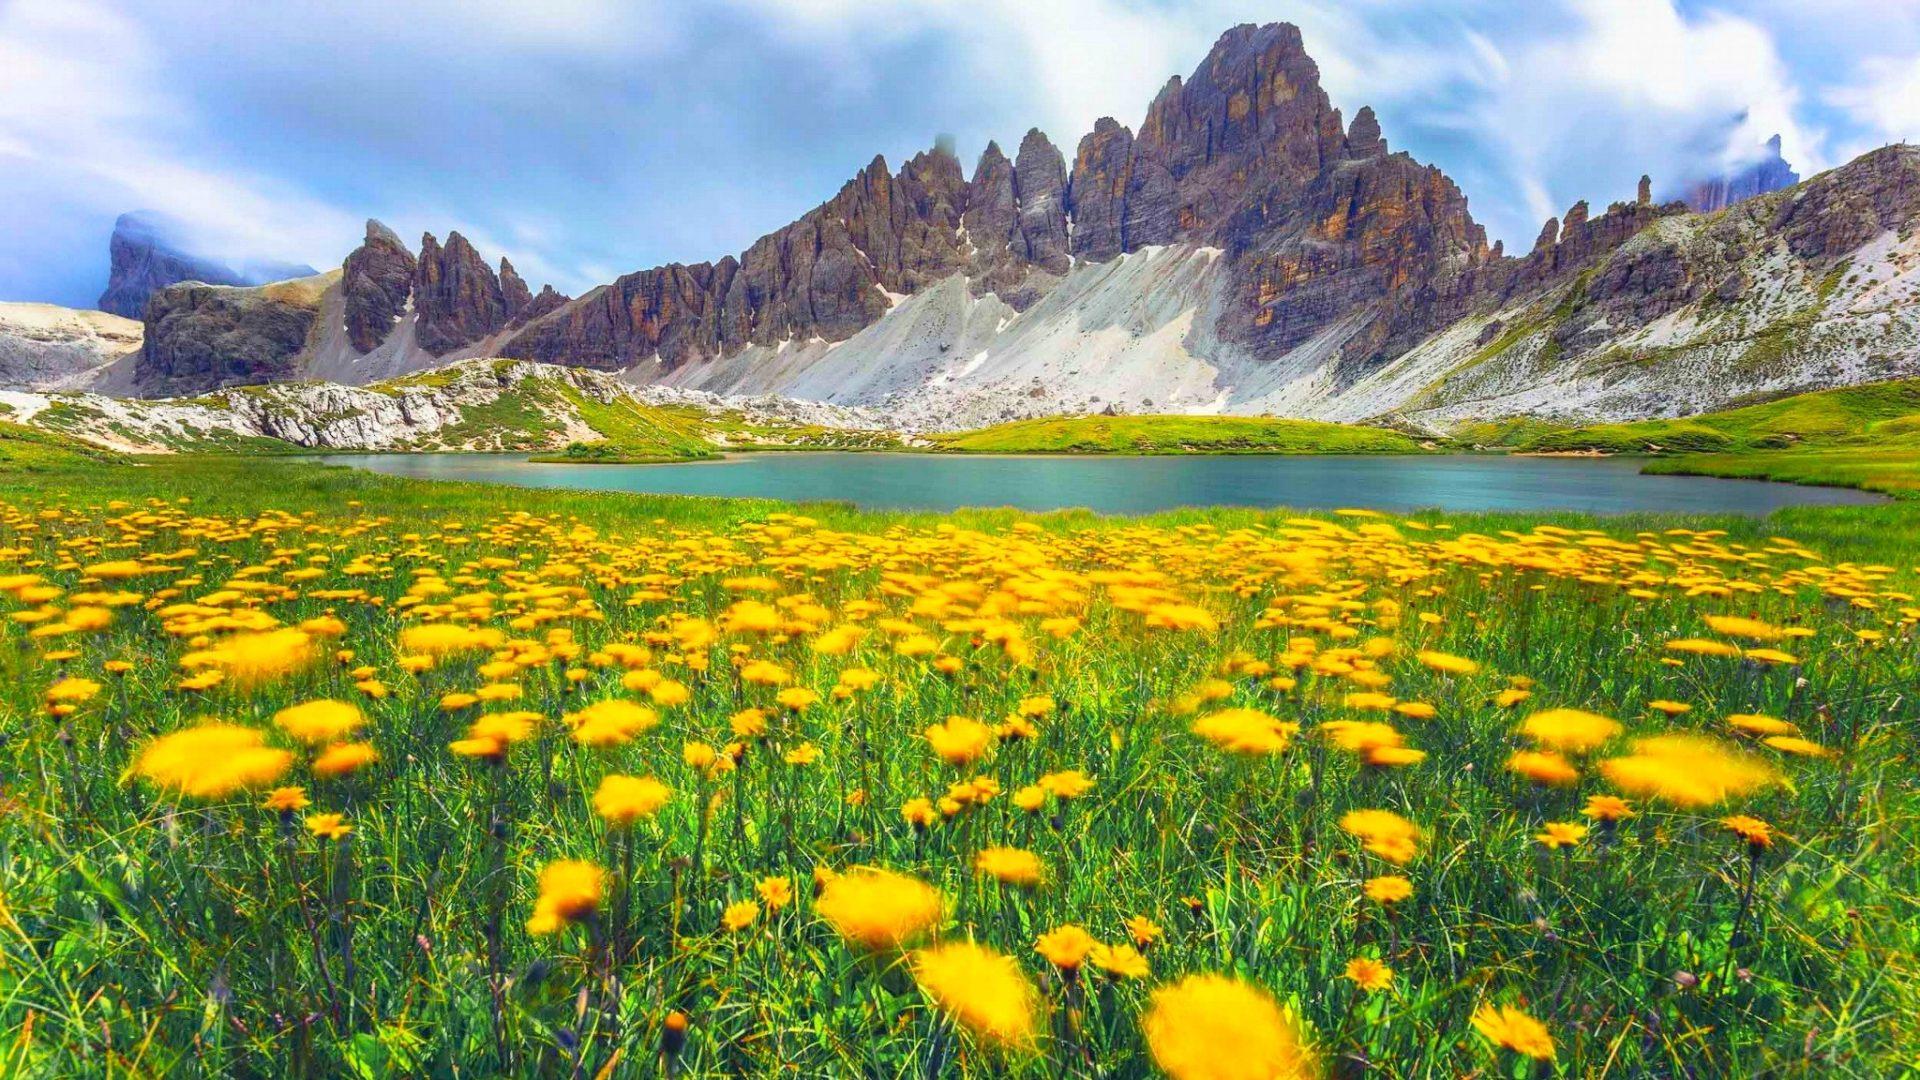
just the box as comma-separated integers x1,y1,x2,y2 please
134,281,321,397
97,211,316,319
341,220,416,354
414,231,511,356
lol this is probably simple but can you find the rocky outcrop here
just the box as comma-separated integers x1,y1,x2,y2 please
133,275,332,397
1683,134,1800,213
1014,130,1072,274
340,220,416,354
414,231,511,355
98,211,315,319
517,284,569,326
0,303,142,391
8,358,886,453
500,258,533,321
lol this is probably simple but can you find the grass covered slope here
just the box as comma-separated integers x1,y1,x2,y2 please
1503,378,1920,496
930,413,1429,454
0,416,125,469
1517,378,1920,454
2,454,1917,1075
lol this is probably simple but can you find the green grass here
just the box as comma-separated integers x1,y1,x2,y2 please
0,418,125,469
928,414,1429,455
1516,378,1920,454
1,456,1919,1076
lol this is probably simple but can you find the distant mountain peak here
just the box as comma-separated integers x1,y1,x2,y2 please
97,210,318,318
1679,134,1800,213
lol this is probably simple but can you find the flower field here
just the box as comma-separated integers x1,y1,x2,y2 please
1,460,1916,1076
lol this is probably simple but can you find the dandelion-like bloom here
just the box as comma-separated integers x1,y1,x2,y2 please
44,677,102,705
1141,974,1316,1080
1518,709,1620,754
1471,1004,1555,1060
815,867,943,952
1721,814,1775,849
738,659,790,685
305,812,352,840
1506,750,1579,787
204,628,318,690
526,859,605,935
1703,614,1783,641
722,899,760,932
1415,650,1479,676
262,786,310,812
911,942,1041,1049
1343,957,1394,992
1599,734,1779,808
1038,769,1095,799
594,775,671,826
1665,638,1743,659
925,716,992,767
1727,713,1797,736
1534,821,1589,850
400,623,500,658
1126,915,1165,947
1339,809,1421,865
901,797,938,829
133,723,292,800
312,741,378,778
756,875,792,910
1034,924,1096,971
1762,735,1835,759
975,846,1045,888
775,687,819,712
449,711,538,760
274,699,365,745
1363,875,1414,904
1192,709,1299,755
1089,942,1151,979
1581,795,1634,822
565,699,659,747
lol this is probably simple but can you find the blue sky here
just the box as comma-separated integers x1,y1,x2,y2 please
2,0,1916,309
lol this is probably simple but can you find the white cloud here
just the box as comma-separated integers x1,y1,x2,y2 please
0,0,360,272
1826,54,1920,154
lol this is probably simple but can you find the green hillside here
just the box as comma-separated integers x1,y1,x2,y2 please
1515,378,1920,454
0,416,124,469
928,413,1429,455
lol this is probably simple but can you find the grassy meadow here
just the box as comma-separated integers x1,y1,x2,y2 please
0,455,1917,1077
925,415,1430,456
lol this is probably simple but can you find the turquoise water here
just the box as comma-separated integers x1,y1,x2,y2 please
317,452,1885,515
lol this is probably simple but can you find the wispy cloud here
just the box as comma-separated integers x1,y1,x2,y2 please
1,0,1916,307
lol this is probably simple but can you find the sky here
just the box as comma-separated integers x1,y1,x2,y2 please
2,0,1917,309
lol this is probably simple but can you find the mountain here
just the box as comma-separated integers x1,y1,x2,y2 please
1681,135,1801,213
131,220,571,394
103,24,1920,432
96,211,318,319
0,302,142,391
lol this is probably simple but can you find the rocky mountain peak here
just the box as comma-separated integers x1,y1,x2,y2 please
97,210,317,319
1346,107,1386,158
414,230,510,356
1682,133,1800,213
341,219,417,353
499,258,533,321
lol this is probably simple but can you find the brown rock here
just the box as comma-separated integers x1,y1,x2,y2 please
340,219,415,354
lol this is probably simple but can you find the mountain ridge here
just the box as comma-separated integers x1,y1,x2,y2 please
17,21,1920,434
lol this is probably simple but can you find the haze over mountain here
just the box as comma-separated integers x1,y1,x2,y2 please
96,211,316,319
